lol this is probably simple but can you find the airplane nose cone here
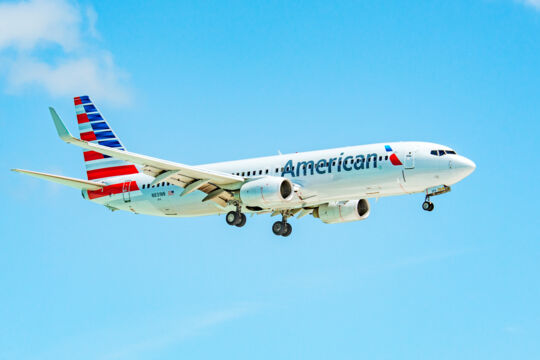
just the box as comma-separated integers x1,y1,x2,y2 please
453,156,476,179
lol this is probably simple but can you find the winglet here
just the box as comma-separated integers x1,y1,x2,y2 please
49,107,74,142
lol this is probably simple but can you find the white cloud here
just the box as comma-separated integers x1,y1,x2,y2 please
0,0,80,51
519,0,540,10
0,0,131,105
101,305,256,360
6,53,130,104
85,5,99,39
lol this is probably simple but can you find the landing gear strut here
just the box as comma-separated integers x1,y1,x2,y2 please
272,212,292,237
226,202,246,227
421,185,451,212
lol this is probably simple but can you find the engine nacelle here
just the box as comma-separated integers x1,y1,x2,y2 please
313,199,370,224
239,176,294,208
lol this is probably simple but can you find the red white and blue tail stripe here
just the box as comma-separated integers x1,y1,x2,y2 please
74,95,139,181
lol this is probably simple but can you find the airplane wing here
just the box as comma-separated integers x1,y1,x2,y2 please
12,169,105,190
50,107,244,206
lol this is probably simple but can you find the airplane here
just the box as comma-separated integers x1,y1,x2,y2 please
13,96,476,236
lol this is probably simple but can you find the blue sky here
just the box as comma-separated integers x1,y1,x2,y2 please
1,0,539,359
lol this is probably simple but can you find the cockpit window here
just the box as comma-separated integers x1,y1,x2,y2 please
430,149,458,156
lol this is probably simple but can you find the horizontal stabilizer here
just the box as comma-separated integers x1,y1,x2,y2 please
12,169,105,190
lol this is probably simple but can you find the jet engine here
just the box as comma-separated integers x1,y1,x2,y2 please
239,176,294,208
313,199,370,224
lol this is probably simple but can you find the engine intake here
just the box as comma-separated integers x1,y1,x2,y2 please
313,199,370,224
239,176,294,208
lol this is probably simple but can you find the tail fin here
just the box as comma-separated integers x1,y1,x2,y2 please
74,95,139,181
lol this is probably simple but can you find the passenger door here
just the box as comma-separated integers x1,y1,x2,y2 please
404,151,415,169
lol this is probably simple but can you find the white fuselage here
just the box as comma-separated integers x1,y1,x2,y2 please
83,141,476,217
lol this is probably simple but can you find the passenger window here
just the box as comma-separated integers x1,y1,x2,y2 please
385,155,388,160
157,183,160,187
266,169,269,174
379,156,382,161
281,167,284,172
259,170,262,175
332,161,336,166
241,172,245,176
247,171,251,176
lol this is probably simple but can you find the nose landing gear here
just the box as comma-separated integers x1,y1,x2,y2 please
422,198,434,212
421,185,451,211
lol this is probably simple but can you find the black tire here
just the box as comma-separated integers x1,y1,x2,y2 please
272,221,284,235
235,213,247,227
428,202,434,212
422,201,431,211
226,211,238,225
281,223,292,237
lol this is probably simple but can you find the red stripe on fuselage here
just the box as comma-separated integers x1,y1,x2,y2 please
77,113,89,124
86,165,139,180
80,131,97,141
87,181,140,200
83,151,105,161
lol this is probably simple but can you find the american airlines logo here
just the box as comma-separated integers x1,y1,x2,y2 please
281,145,402,178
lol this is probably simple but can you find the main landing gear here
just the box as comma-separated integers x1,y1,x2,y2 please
226,202,246,227
272,213,292,237
225,202,294,236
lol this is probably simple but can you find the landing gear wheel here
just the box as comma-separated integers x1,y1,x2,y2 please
272,221,284,236
281,223,292,237
422,201,434,212
235,213,247,227
226,211,239,225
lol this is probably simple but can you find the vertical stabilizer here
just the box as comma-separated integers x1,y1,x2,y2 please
74,95,139,181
